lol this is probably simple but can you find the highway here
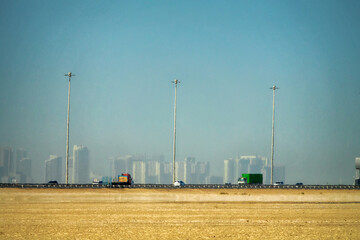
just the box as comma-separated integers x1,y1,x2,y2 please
1,183,359,190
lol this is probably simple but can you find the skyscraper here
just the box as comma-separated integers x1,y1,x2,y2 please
184,157,195,183
355,157,360,185
14,149,27,175
72,145,90,184
146,161,162,184
223,158,234,183
19,158,32,183
0,147,12,182
132,161,146,184
0,147,32,183
45,155,62,183
224,155,283,184
195,161,210,184
111,155,134,178
175,161,185,181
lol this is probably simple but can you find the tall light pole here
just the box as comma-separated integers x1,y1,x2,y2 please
172,79,180,183
64,72,75,184
270,85,279,185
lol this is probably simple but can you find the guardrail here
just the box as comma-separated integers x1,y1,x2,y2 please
0,183,359,189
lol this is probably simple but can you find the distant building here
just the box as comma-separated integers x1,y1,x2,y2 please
0,147,32,183
184,157,195,183
14,149,27,175
161,161,172,184
355,157,360,185
109,154,209,184
72,145,90,184
0,147,12,182
175,161,185,181
19,158,32,183
224,155,284,184
174,157,210,184
133,161,146,184
111,155,135,178
194,161,210,184
146,161,162,184
45,155,62,183
224,158,234,183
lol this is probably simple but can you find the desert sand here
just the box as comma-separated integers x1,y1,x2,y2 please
1,188,359,239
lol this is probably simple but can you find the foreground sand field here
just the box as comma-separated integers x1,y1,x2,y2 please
1,188,360,239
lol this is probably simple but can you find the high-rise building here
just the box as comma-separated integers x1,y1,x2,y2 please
14,149,27,175
72,145,90,184
45,155,62,183
224,158,234,183
195,161,210,183
355,157,360,185
19,158,32,183
0,147,32,183
0,147,12,182
274,165,285,183
175,161,185,181
239,156,264,174
161,161,172,184
184,157,195,183
224,155,283,184
132,161,146,184
146,161,162,183
111,155,134,178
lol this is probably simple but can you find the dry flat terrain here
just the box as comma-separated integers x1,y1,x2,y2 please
1,188,360,239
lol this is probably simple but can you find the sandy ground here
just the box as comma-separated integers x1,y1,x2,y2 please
1,188,360,239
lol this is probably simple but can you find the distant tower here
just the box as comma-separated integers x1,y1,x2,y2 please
72,145,89,184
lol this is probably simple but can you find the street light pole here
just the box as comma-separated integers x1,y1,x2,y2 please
270,85,279,185
64,72,75,184
172,79,180,183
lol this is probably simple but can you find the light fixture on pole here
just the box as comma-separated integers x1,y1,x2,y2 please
270,85,279,185
172,79,180,183
64,72,75,184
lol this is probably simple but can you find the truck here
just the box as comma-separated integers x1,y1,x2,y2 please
238,173,263,184
112,173,133,185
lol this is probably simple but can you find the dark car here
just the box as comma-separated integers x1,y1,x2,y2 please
295,182,303,186
47,180,58,184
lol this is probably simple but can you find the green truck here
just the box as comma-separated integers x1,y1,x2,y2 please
238,173,263,184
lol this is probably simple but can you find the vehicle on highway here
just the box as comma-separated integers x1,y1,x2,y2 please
47,180,58,184
92,179,103,185
173,180,185,187
274,181,284,185
295,182,303,186
238,173,263,184
112,173,133,185
224,182,232,186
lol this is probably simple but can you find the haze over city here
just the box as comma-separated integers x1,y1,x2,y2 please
1,0,359,184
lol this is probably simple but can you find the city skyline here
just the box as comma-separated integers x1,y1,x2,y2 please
1,1,360,185
3,144,360,185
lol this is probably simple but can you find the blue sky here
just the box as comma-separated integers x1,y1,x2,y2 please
1,0,359,184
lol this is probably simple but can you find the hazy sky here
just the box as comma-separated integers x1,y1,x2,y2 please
1,0,359,184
